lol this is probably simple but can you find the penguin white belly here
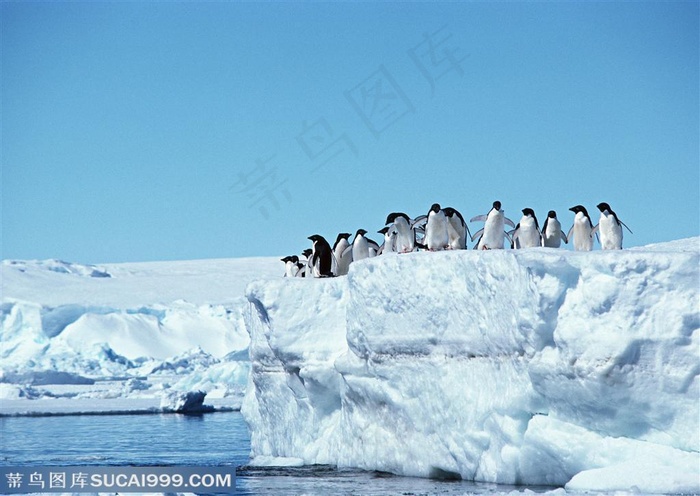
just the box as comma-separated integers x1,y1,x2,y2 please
479,214,505,249
284,261,297,277
425,212,449,250
599,215,623,250
543,219,562,248
334,240,351,275
518,217,540,248
447,219,466,249
352,238,369,261
395,219,415,253
572,215,594,251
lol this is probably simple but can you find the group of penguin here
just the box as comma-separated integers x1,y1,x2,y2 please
282,201,632,278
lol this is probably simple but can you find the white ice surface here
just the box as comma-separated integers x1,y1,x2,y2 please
1,257,280,414
243,238,700,493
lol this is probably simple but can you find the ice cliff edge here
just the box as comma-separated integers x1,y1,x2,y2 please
242,239,699,493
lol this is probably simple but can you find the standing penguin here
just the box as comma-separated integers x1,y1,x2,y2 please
470,201,515,250
332,233,352,276
377,226,397,255
443,207,470,250
511,208,542,249
281,255,300,277
298,248,313,278
424,203,449,251
567,205,597,251
597,202,632,250
307,234,334,277
347,229,380,263
541,210,568,248
385,212,416,253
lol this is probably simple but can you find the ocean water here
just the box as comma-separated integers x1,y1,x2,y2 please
1,412,556,495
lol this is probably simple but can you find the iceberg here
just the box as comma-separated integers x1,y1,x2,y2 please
1,256,280,413
242,239,700,493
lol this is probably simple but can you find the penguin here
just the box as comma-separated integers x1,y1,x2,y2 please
510,208,542,249
332,232,352,276
567,205,597,251
596,202,632,250
443,207,470,250
385,212,416,253
541,210,568,248
377,226,397,255
424,203,449,251
307,234,334,277
470,201,515,250
299,248,313,278
345,229,380,263
281,255,300,277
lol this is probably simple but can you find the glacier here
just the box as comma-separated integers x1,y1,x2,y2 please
1,257,280,414
242,238,700,493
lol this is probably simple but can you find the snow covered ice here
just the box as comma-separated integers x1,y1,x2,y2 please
1,257,280,415
243,238,700,493
3,241,699,493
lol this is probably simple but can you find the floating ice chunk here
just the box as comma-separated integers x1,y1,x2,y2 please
160,390,214,414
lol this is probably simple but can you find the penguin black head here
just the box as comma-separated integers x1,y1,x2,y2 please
492,201,502,211
443,207,465,223
522,208,536,217
597,202,623,227
281,256,293,263
356,228,367,237
333,232,352,250
597,202,613,213
334,232,351,243
547,210,557,218
385,212,410,225
378,227,390,235
569,205,590,217
302,248,312,258
429,203,441,214
308,234,324,243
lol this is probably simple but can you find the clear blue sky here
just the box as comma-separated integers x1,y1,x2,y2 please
3,1,698,263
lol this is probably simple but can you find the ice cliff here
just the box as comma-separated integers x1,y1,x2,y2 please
242,239,700,493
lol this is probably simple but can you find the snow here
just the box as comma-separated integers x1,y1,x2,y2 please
1,257,280,415
243,238,700,494
3,240,699,493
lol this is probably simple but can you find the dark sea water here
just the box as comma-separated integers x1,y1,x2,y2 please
1,412,559,495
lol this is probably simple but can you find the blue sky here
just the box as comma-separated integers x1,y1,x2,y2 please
3,1,698,263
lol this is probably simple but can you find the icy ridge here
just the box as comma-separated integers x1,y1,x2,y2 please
242,241,700,492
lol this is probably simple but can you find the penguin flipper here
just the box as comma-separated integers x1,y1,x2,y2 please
411,216,428,229
620,220,633,234
470,228,484,242
504,217,516,229
561,230,569,244
566,226,575,242
469,214,487,223
341,246,353,259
